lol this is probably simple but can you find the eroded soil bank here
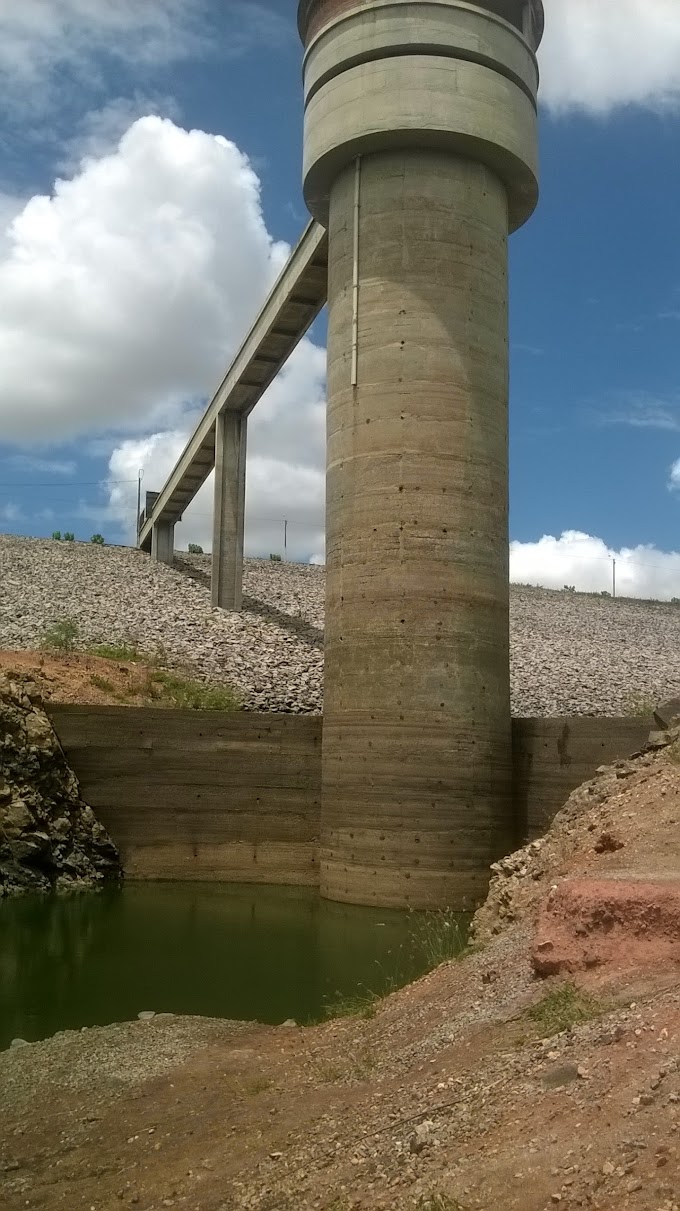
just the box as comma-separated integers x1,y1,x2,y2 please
2,724,680,1210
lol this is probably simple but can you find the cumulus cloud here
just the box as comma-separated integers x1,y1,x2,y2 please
0,0,208,94
510,530,680,600
540,0,680,114
0,116,289,442
107,339,327,562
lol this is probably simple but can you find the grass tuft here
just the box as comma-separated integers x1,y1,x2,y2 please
527,982,605,1036
321,986,381,1022
89,674,117,695
623,692,656,718
89,641,140,662
41,617,79,653
145,668,241,711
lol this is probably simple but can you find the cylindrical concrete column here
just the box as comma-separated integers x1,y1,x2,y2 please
299,0,543,909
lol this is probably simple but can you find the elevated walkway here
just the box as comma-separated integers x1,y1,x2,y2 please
138,220,328,608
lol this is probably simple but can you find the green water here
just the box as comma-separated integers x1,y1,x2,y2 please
0,883,468,1049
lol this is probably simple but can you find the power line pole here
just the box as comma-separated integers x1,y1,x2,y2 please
136,469,144,544
284,518,288,557
612,557,616,599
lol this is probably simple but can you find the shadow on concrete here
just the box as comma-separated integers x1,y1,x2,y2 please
173,555,324,650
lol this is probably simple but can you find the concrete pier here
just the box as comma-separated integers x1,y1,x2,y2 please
212,411,247,611
299,0,544,907
150,518,174,566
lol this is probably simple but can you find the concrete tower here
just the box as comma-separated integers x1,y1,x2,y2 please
298,0,544,909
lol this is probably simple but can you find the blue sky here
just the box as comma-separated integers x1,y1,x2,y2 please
1,0,680,596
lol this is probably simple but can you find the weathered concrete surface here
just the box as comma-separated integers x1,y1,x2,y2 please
47,707,650,893
300,0,543,907
48,707,322,886
212,410,247,611
513,716,652,839
321,150,513,908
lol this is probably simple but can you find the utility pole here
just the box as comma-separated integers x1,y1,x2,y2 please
136,469,144,544
284,519,288,556
612,557,616,599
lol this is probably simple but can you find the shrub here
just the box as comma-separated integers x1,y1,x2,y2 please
63,532,75,542
527,982,605,1036
89,641,140,662
146,669,241,711
51,531,62,541
41,618,79,653
187,543,204,555
90,533,105,545
269,553,282,562
601,590,611,597
563,584,576,593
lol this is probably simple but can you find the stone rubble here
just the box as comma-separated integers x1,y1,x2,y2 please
2,534,680,716
0,671,121,897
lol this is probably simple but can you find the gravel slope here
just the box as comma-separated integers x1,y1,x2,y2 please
1,534,680,716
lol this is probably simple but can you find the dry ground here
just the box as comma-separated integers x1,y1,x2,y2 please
2,738,680,1210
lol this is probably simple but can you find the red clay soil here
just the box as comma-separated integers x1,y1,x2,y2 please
0,649,164,706
2,725,680,1210
533,877,680,976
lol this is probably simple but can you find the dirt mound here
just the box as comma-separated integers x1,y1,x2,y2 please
0,650,156,706
533,877,680,976
473,727,680,951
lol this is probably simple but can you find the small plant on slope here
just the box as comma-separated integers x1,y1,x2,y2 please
51,531,62,541
89,640,140,662
187,542,204,555
63,532,75,542
527,982,605,1036
90,533,105,545
41,617,79,653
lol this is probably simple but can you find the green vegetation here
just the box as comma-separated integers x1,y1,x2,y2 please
623,692,656,718
321,908,470,1021
269,552,282,562
40,617,79,653
406,907,471,969
89,674,117,695
145,668,241,711
89,641,140,662
51,531,62,541
187,543,204,555
64,532,75,542
321,986,381,1021
527,982,605,1036
90,533,105,545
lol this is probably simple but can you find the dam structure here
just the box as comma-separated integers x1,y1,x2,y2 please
140,0,544,910
298,0,544,908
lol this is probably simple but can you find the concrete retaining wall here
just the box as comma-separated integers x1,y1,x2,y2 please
48,707,652,886
48,707,322,886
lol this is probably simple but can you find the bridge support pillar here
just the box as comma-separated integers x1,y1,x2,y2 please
212,410,247,611
151,518,174,566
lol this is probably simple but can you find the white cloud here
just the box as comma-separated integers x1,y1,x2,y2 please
511,530,680,600
0,116,289,442
106,339,326,562
57,94,183,173
0,0,208,94
0,503,24,524
540,0,680,114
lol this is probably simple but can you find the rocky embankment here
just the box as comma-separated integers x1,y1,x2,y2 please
1,718,680,1209
0,672,121,896
3,533,680,715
